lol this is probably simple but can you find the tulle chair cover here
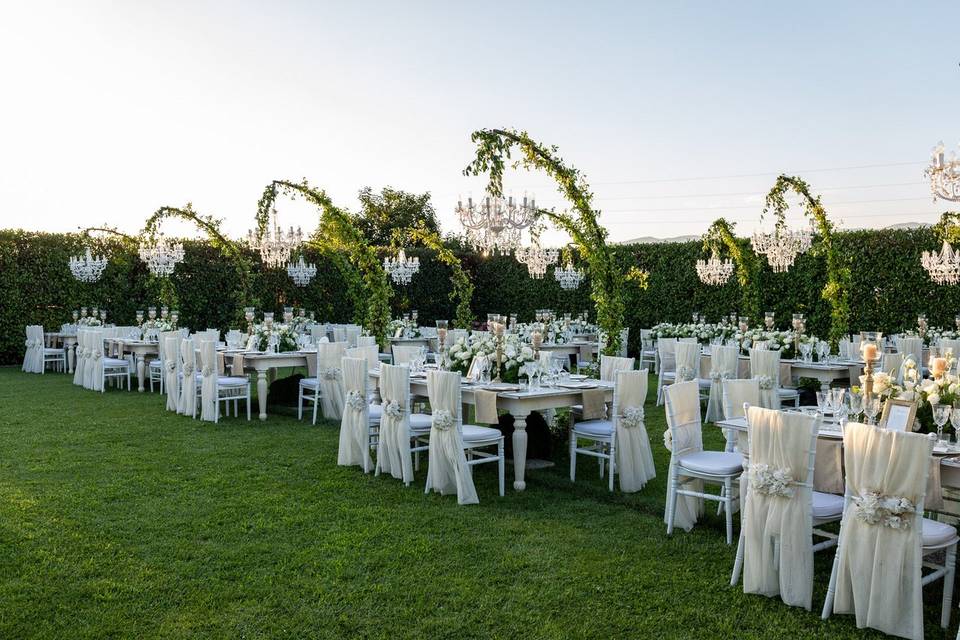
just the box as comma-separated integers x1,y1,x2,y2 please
424,370,479,505
663,380,705,531
707,345,739,422
832,423,931,640
347,345,379,371
333,327,347,343
449,329,468,346
318,342,347,420
22,325,42,373
614,370,656,492
178,338,197,417
742,407,817,609
89,330,104,391
750,349,780,409
376,364,414,483
674,342,700,383
723,379,761,453
881,352,904,383
392,345,422,365
162,333,180,412
657,339,677,374
345,325,362,347
337,357,371,472
599,355,634,381
199,340,218,422
356,335,377,347
73,330,88,386
897,336,923,369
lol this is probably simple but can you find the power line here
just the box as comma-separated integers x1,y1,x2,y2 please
596,196,931,214
607,210,941,226
588,181,924,201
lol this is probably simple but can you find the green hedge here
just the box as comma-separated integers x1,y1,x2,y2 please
0,227,953,364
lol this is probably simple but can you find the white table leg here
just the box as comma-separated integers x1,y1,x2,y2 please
512,412,529,491
67,342,75,374
257,371,268,421
137,355,146,392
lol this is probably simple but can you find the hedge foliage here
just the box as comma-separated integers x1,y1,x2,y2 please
1,226,954,364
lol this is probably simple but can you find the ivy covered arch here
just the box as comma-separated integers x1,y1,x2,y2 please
465,128,635,355
257,179,392,347
702,218,761,321
764,175,850,345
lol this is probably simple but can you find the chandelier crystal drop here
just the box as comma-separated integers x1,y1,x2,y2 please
68,247,108,282
751,226,812,273
247,207,303,268
383,248,420,285
922,240,960,285
554,261,585,290
515,234,559,279
138,235,184,277
456,193,536,253
926,141,960,201
286,256,317,286
696,250,734,285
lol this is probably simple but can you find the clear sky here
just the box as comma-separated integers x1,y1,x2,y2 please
1,1,957,246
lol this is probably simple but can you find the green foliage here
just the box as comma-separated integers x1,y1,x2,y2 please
464,128,627,355
401,223,474,329
764,175,851,346
355,186,440,246
931,211,960,244
702,218,761,320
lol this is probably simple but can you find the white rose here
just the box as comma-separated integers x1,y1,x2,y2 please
929,393,941,406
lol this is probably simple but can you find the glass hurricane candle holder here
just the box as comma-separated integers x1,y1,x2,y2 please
160,306,169,319
99,309,107,321
738,316,749,333
170,310,179,326
72,309,79,322
764,311,775,330
263,312,274,329
148,306,157,320
81,307,88,317
136,310,144,325
283,306,293,323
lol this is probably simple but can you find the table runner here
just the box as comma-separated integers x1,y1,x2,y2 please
474,389,498,424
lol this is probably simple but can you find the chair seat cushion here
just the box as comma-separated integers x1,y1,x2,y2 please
103,358,129,367
678,450,743,475
573,419,613,438
148,360,162,368
218,376,248,386
462,424,502,442
922,517,959,547
812,491,844,519
409,413,432,432
368,403,382,421
43,348,64,355
698,378,712,389
778,388,799,397
299,377,319,389
661,372,677,381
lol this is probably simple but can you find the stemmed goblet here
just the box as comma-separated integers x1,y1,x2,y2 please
933,403,952,446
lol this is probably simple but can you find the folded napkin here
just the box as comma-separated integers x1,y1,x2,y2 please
217,352,226,376
928,459,944,511
113,341,121,357
231,354,244,376
737,359,750,379
307,354,317,378
474,389,499,424
814,439,844,495
779,362,792,387
578,344,594,364
581,388,607,421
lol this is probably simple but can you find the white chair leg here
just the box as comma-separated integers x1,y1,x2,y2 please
666,463,678,536
941,543,957,628
821,539,843,619
731,529,745,586
717,485,726,516
246,390,251,421
608,438,616,492
569,428,576,482
298,386,304,420
724,476,733,545
312,392,319,425
498,439,505,497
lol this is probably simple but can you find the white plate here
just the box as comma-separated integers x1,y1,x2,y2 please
483,383,521,391
569,374,588,380
558,382,598,390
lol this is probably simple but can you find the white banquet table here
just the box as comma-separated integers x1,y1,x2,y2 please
370,369,613,492
109,339,159,392
241,352,310,420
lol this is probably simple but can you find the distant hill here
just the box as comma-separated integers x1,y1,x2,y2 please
613,221,929,244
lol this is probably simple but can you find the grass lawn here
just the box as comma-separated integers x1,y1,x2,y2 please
0,366,954,639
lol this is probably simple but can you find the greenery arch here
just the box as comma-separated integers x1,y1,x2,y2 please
257,179,392,347
764,175,850,345
702,218,761,321
397,223,474,329
464,128,634,355
931,211,960,244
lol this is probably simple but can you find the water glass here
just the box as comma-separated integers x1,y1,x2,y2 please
933,404,952,445
950,401,960,447
848,392,863,422
815,391,827,414
863,397,881,425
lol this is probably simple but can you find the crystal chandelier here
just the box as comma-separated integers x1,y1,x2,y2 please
383,248,420,285
247,207,303,267
695,250,734,285
926,141,960,201
286,256,317,286
751,227,812,273
138,235,184,277
456,194,536,253
922,240,960,285
515,233,559,279
68,247,108,282
555,261,585,290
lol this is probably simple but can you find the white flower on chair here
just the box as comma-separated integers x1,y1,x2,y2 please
662,429,673,451
619,406,645,428
165,361,177,372
677,365,696,382
345,390,366,412
432,409,454,431
852,491,915,529
755,375,773,390
322,367,341,381
709,369,731,382
748,464,795,498
384,400,403,420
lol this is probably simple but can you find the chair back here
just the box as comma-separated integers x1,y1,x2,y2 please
722,379,761,420
427,370,463,431
657,338,677,373
347,345,379,370
599,354,634,381
881,351,904,383
162,333,180,412
750,348,781,409
377,363,414,482
896,337,923,370
613,369,648,421
177,337,197,416
333,326,347,343
345,325,362,347
356,335,377,347
392,345,423,366
199,340,218,421
664,380,703,457
674,341,700,382
710,345,739,379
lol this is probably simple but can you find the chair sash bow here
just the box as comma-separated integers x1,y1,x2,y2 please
748,463,796,498
345,389,366,412
432,409,454,431
165,360,177,372
851,491,916,529
755,374,774,390
709,369,731,382
182,363,195,376
322,367,341,380
384,400,404,420
677,365,696,382
619,406,645,428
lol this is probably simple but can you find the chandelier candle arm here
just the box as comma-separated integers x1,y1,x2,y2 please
926,141,960,201
286,256,317,286
138,235,184,277
695,250,734,285
69,247,109,282
248,207,303,267
383,248,420,285
456,192,537,253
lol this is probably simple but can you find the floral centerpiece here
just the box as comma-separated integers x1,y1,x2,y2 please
141,318,174,332
388,317,421,338
77,316,102,327
857,357,957,433
289,315,313,336
446,333,534,383
249,323,299,352
903,328,958,347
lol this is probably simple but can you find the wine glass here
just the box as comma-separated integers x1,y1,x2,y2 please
816,391,828,415
830,388,846,413
950,400,960,449
933,404,952,445
863,396,881,425
835,402,850,434
848,391,863,423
